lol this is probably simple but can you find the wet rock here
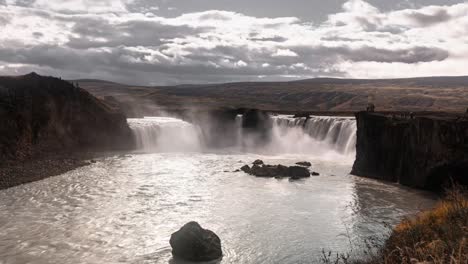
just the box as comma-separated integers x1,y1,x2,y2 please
233,169,241,172
250,164,286,177
312,172,320,176
253,159,264,165
240,165,251,173
296,161,312,167
288,166,311,179
170,221,222,262
241,163,309,179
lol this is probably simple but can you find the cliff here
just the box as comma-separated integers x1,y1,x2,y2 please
0,73,134,163
351,112,468,191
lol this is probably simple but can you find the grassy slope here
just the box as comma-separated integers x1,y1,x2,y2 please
76,76,468,113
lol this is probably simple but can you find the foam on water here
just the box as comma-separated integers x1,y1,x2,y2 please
128,115,357,163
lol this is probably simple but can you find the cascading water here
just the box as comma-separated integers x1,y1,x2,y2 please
269,115,357,156
128,117,203,152
127,115,357,161
2,114,437,264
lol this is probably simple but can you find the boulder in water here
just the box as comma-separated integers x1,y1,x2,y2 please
250,164,286,177
240,165,251,173
170,222,222,262
241,163,309,179
312,172,320,176
296,161,312,167
253,159,264,165
288,166,311,179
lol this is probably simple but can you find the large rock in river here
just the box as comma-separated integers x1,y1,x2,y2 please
170,222,222,262
288,166,311,179
242,163,310,179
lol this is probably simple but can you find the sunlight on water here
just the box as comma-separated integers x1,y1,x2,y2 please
0,116,435,264
0,153,435,264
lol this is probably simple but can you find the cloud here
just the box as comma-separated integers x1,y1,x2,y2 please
0,1,467,85
32,0,131,13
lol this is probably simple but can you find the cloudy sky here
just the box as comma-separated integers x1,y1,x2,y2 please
0,0,467,85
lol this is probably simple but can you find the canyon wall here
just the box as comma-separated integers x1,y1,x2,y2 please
0,73,134,162
351,112,468,190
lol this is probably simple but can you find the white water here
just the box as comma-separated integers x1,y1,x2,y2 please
0,115,436,264
128,117,203,152
267,116,356,161
128,115,357,163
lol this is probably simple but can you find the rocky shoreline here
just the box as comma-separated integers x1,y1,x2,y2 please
0,152,100,190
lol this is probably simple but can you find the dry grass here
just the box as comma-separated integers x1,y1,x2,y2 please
377,187,468,264
321,186,468,264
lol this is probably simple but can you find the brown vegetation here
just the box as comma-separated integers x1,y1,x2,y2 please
76,76,468,116
321,187,468,264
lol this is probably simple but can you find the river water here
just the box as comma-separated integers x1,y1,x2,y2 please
0,116,435,264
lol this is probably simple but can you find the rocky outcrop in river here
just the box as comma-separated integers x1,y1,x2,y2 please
170,222,222,262
0,73,134,162
241,160,311,179
351,112,468,191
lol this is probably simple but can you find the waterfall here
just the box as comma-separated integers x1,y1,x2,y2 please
267,116,357,156
127,115,356,159
128,117,203,152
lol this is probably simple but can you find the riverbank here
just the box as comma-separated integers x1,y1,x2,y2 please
0,152,99,190
321,187,467,264
375,188,467,264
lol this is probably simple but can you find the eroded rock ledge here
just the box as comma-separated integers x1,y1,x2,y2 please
351,111,468,191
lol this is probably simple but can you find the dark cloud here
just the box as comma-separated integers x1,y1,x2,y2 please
67,18,206,49
340,46,449,63
10,0,35,6
405,9,452,26
32,32,44,38
0,1,466,84
249,36,288,42
0,13,10,25
293,45,449,64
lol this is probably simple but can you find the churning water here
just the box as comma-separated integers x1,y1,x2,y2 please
0,116,435,264
128,115,357,160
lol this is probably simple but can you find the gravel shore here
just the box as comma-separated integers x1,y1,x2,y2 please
0,153,99,190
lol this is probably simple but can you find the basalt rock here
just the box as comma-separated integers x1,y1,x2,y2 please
241,163,310,179
239,109,272,145
296,161,312,167
253,159,264,165
351,111,468,191
288,166,312,179
170,221,222,262
240,165,251,173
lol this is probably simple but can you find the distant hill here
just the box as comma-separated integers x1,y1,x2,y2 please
73,76,468,115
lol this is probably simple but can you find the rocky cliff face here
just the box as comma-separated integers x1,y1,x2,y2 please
0,73,134,162
351,112,468,191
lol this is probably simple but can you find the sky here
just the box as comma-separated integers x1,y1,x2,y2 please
0,0,467,85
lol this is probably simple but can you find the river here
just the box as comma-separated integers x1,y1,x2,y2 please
0,116,436,264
